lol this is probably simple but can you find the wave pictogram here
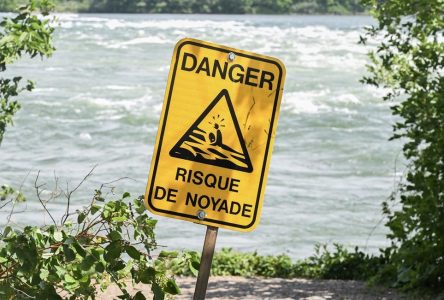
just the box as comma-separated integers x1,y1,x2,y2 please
169,89,253,173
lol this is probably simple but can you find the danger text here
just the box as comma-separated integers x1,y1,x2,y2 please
181,52,275,91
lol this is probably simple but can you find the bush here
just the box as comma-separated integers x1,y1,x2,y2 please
0,176,185,299
209,248,294,278
361,0,444,292
294,244,383,280
176,244,382,281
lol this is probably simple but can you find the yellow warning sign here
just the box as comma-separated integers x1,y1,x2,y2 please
144,38,286,232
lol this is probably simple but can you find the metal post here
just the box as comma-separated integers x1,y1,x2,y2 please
193,226,218,300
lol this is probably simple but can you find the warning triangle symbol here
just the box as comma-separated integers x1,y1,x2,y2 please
170,89,253,173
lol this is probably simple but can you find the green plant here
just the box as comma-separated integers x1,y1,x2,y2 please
361,0,444,292
0,173,184,299
0,2,188,298
175,248,294,278
293,244,383,280
176,244,381,281
0,0,55,144
207,248,294,278
0,184,26,204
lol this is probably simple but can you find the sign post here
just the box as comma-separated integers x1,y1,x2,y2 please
144,38,286,298
193,226,218,300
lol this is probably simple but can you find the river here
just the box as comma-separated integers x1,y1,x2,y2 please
0,14,402,258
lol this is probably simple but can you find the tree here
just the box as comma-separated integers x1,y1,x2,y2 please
251,0,293,14
0,0,18,12
0,0,55,145
361,0,444,292
0,0,56,245
0,2,189,299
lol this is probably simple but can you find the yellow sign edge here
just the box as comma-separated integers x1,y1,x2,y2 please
144,37,286,232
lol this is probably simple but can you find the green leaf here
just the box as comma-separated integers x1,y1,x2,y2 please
91,247,104,258
19,32,28,43
164,279,180,295
40,268,49,280
102,209,110,219
110,259,126,272
3,226,12,236
77,212,86,224
107,230,121,241
64,237,75,245
126,245,140,260
159,250,178,258
72,241,86,258
104,241,122,262
64,274,76,284
189,260,199,277
133,291,146,300
135,199,146,214
123,192,130,198
16,192,26,202
55,265,66,278
151,282,164,300
63,245,76,262
112,216,127,223
80,255,96,271
95,261,105,273
90,204,101,215
139,267,155,284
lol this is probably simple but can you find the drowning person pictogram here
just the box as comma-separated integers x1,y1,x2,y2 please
169,89,253,173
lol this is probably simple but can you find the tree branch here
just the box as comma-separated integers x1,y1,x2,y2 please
34,171,57,226
61,165,96,226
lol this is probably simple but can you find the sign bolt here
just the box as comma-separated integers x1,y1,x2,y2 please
197,210,206,220
228,52,236,61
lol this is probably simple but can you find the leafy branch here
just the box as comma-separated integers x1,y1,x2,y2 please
361,0,444,292
0,170,187,299
0,0,55,144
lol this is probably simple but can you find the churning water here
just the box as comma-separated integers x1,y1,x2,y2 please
0,14,402,258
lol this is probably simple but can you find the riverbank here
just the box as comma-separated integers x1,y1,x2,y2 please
97,276,414,299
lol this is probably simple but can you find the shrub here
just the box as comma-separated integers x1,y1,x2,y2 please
294,244,383,280
0,175,185,299
176,244,382,281
361,0,444,292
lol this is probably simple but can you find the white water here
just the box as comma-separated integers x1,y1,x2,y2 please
0,14,402,258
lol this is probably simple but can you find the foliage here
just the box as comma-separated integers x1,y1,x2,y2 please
1,0,366,14
174,248,294,278
0,0,55,144
0,181,185,299
294,244,383,280
210,248,294,278
0,3,185,298
86,0,366,14
0,0,18,12
0,184,26,204
175,245,381,281
361,0,444,292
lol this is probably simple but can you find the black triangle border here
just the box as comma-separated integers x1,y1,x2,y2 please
169,89,253,173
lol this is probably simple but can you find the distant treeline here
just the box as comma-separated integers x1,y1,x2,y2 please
1,0,366,14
